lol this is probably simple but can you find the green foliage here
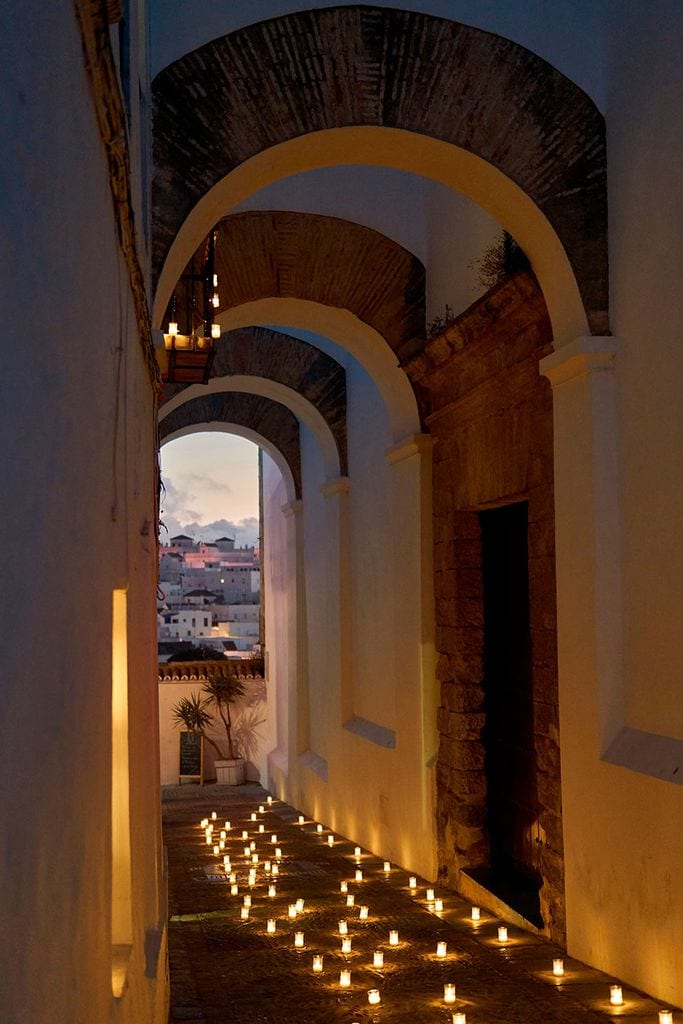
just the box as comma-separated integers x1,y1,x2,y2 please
171,692,214,732
167,644,227,662
202,674,246,760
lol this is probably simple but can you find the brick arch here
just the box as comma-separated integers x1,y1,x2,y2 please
162,325,348,475
159,391,302,498
152,6,608,337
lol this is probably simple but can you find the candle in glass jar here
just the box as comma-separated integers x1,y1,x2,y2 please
205,836,212,846
328,835,335,847
230,884,238,896
250,841,256,851
258,804,265,813
242,830,248,840
258,824,265,834
610,985,624,1006
219,840,225,851
354,846,362,857
426,888,435,902
471,906,481,921
251,854,258,864
312,955,323,973
434,898,444,912
271,834,278,844
436,941,447,958
346,894,355,906
294,931,304,948
250,812,257,821
243,846,250,857
341,937,352,954
316,824,323,833
355,869,363,882
222,855,230,867
224,820,230,830
389,930,399,946
267,796,273,805
498,926,508,942
340,881,348,894
383,861,391,872
358,906,369,921
200,818,208,828
213,845,219,856
298,814,305,824
240,907,249,920
373,950,384,969
229,872,236,883
338,920,348,935
659,1012,673,1024
339,970,351,988
409,876,417,890
267,919,276,934
553,958,565,977
264,860,271,872
272,864,279,876
288,904,297,919
211,811,217,820
268,885,277,897
368,989,381,1005
295,898,304,912
220,830,226,839
444,983,457,1004
243,894,251,907
453,1013,467,1024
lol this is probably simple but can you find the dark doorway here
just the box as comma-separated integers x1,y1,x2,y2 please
478,501,542,925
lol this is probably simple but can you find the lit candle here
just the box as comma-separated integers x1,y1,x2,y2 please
220,830,226,839
610,985,624,1006
426,888,435,902
435,898,444,912
338,920,348,935
498,926,508,942
340,881,348,894
659,1012,674,1024
453,1013,467,1024
272,864,279,876
389,930,399,946
271,834,278,844
355,869,363,882
436,941,447,958
295,898,304,912
298,815,305,824
205,837,212,845
373,950,384,969
200,819,208,828
241,830,248,840
316,824,323,834
211,811,217,820
251,854,258,864
224,820,230,830
268,885,277,898
229,872,236,884
288,905,297,919
264,860,271,872
230,884,238,896
258,804,265,813
354,846,362,857
444,983,457,1004
275,847,282,859
213,845,219,856
218,840,225,850
368,989,381,1005
339,970,351,988
346,894,355,907
243,895,251,907
383,861,391,872
240,907,249,920
248,871,256,886
312,955,323,973
204,829,211,839
341,937,352,954
358,906,369,921
259,824,265,834
243,846,250,857
267,919,276,934
250,841,256,851
267,796,273,805
553,958,565,977
250,812,257,822
471,906,481,921
327,835,335,847
294,931,304,948
223,856,231,868
409,876,417,890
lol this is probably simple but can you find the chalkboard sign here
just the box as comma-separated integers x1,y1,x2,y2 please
179,731,203,783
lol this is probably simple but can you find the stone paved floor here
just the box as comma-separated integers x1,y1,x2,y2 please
163,784,676,1024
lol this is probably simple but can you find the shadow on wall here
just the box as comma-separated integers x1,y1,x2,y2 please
232,677,267,781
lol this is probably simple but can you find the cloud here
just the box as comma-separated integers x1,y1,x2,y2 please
159,514,259,548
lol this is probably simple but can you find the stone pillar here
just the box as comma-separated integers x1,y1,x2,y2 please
280,499,307,766
385,433,438,876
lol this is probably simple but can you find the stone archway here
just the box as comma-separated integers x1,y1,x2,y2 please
152,6,607,342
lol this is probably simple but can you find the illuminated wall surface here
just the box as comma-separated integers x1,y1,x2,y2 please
1,2,682,1021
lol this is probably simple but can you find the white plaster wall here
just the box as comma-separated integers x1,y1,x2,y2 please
554,4,683,1007
0,3,166,1022
158,678,267,785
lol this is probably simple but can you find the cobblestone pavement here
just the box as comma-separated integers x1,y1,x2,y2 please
164,784,675,1024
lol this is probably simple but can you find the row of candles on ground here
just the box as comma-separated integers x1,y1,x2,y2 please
199,807,677,1022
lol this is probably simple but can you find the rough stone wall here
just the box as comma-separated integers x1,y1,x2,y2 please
406,271,564,941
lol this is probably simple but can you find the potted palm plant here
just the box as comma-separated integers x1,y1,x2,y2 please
202,673,247,785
